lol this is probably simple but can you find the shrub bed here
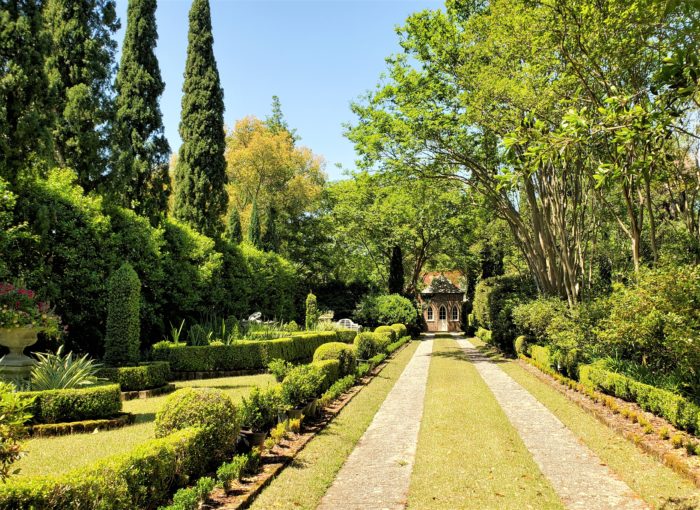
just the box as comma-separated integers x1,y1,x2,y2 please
0,427,210,509
386,336,411,354
19,384,122,424
30,413,134,437
99,361,171,391
580,363,700,434
374,326,397,342
151,332,347,372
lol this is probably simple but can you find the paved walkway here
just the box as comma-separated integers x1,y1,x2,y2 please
457,337,648,510
317,338,434,510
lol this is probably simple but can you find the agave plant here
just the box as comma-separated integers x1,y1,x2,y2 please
30,346,103,391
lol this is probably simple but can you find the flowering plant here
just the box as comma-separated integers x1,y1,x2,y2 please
0,283,62,336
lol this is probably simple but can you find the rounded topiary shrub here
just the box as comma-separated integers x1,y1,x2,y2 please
104,262,141,367
353,332,378,360
514,335,528,355
313,342,357,376
390,323,408,339
155,388,240,463
374,326,397,343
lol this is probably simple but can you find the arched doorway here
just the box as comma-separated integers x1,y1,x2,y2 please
439,305,447,332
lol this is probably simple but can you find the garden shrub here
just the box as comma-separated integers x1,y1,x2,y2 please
318,375,356,408
353,332,379,360
530,345,552,370
155,388,240,464
313,359,341,392
267,358,294,382
280,364,324,408
512,298,568,344
216,454,248,490
373,332,392,353
305,292,319,330
595,266,700,398
151,331,341,372
386,336,411,354
313,342,356,376
30,346,103,390
475,327,492,343
161,476,215,510
0,383,33,482
99,361,171,391
580,363,700,434
354,294,417,328
334,329,357,343
368,353,387,367
0,427,211,509
374,325,397,342
514,335,528,355
390,323,408,339
473,275,535,353
239,386,282,432
20,384,122,424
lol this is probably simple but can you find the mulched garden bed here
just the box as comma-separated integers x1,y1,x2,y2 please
518,358,700,488
203,342,410,509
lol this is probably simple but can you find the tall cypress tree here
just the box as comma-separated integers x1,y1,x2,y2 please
248,199,261,247
225,207,242,244
44,0,119,191
388,245,404,295
173,0,227,237
113,0,170,224
0,0,53,181
262,206,279,252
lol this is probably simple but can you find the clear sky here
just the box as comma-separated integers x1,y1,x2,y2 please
113,0,441,180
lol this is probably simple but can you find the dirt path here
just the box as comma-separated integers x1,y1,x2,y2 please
317,338,434,510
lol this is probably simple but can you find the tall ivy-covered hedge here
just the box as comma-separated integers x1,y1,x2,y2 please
4,169,296,357
104,263,141,366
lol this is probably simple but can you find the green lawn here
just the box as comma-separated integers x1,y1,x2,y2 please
407,339,563,510
15,373,276,478
248,341,419,510
499,358,700,509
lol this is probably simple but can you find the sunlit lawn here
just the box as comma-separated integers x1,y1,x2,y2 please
15,373,276,478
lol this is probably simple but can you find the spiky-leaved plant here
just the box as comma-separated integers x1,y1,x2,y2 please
31,346,103,390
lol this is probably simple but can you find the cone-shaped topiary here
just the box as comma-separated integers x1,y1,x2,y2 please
248,198,261,247
104,262,141,366
305,291,319,330
225,207,243,243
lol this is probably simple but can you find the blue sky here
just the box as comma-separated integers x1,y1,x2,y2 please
114,0,441,180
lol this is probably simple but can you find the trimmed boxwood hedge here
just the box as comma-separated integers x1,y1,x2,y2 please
0,427,209,509
374,326,397,343
100,361,171,391
152,331,351,372
530,345,552,370
580,363,700,434
313,342,356,376
19,384,122,424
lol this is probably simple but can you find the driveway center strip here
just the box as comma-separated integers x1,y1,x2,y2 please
457,337,648,510
317,338,434,510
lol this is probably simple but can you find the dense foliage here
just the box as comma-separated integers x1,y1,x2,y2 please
354,294,418,329
104,263,141,366
173,0,227,238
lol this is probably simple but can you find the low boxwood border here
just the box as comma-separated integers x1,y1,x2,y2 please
99,361,171,392
0,427,210,509
19,384,122,424
580,363,700,435
30,413,135,437
152,331,355,372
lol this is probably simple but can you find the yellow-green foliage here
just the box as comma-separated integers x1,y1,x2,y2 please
374,325,397,342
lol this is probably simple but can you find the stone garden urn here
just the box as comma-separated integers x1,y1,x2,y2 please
0,327,38,379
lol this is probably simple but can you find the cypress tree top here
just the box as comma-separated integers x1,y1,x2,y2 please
114,0,170,224
173,0,227,238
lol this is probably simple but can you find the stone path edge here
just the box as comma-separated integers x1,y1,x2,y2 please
460,338,647,510
210,340,414,510
517,357,700,489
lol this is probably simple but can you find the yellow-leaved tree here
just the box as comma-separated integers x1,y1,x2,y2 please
225,116,326,243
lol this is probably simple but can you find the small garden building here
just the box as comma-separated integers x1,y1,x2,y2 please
418,272,466,333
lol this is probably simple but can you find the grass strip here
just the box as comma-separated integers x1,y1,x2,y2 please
15,373,275,478
248,341,420,510
407,339,563,510
499,360,700,509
